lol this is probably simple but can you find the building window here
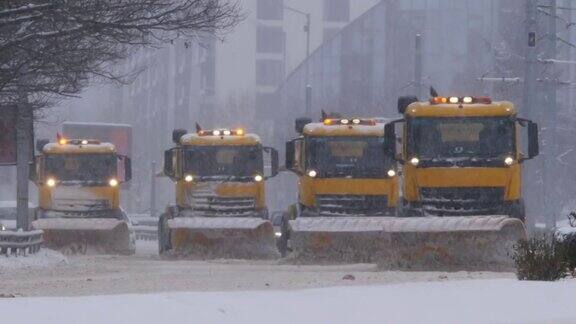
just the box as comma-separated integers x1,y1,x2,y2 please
256,59,284,86
323,0,350,22
257,25,284,54
257,0,283,20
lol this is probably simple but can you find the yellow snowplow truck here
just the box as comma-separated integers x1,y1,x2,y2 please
159,126,279,259
382,95,539,268
283,115,399,262
31,136,135,254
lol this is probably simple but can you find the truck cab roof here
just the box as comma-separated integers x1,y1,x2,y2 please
406,101,516,118
43,142,117,154
303,122,384,137
180,133,262,146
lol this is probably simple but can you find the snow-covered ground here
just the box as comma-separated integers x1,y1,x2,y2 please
2,279,576,324
0,248,67,272
0,240,513,297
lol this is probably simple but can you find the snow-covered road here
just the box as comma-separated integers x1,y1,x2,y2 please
2,279,576,324
1,240,513,297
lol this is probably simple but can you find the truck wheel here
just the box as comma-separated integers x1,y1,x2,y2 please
158,212,172,255
277,212,290,257
510,200,526,222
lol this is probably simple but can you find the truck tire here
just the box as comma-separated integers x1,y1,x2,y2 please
277,212,290,257
158,212,172,255
510,200,526,222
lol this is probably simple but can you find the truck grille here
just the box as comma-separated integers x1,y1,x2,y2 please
52,199,110,212
190,195,257,217
315,195,388,216
420,187,504,216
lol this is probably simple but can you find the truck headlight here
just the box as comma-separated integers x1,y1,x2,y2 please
504,156,514,166
109,178,119,187
409,157,420,166
307,170,317,178
254,174,263,182
184,174,194,182
387,169,396,177
46,178,57,187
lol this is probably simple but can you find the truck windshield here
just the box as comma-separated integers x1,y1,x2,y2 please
306,136,391,178
183,145,263,180
45,154,117,183
407,117,515,162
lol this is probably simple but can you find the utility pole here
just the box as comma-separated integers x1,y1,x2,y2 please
150,161,157,218
16,91,32,231
414,34,423,99
523,0,539,233
305,85,312,118
283,5,312,118
544,0,557,230
523,0,538,120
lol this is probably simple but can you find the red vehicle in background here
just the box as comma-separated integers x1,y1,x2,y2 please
62,122,132,186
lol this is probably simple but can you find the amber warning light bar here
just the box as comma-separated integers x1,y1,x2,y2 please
198,128,245,136
430,96,492,105
323,118,376,126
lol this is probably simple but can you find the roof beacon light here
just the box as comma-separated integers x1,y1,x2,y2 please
323,118,376,126
198,128,246,136
430,96,493,105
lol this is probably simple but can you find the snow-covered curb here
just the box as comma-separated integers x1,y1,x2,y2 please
0,248,67,272
1,279,576,324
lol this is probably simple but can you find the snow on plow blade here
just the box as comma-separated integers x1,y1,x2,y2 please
167,217,278,259
289,216,526,269
32,218,134,255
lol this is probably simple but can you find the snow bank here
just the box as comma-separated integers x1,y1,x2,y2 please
0,249,67,272
556,219,576,237
1,279,576,324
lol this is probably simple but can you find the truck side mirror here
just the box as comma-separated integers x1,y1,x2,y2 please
164,149,176,179
397,96,418,114
124,156,132,182
384,123,396,156
31,155,44,184
263,147,279,179
36,139,49,152
172,129,187,144
285,140,295,171
29,160,37,182
528,121,539,159
295,117,312,134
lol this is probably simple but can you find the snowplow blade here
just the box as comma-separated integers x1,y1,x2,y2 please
289,216,526,269
32,218,135,255
166,217,278,259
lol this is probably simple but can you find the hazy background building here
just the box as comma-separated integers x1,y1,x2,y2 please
11,0,576,222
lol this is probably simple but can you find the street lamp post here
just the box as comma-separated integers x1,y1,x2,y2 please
284,5,312,118
283,5,311,59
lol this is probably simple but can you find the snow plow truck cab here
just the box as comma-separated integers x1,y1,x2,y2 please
31,136,135,254
159,126,280,259
380,95,540,269
283,114,399,262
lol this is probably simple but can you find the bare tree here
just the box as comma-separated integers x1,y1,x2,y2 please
0,0,242,232
0,0,242,108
